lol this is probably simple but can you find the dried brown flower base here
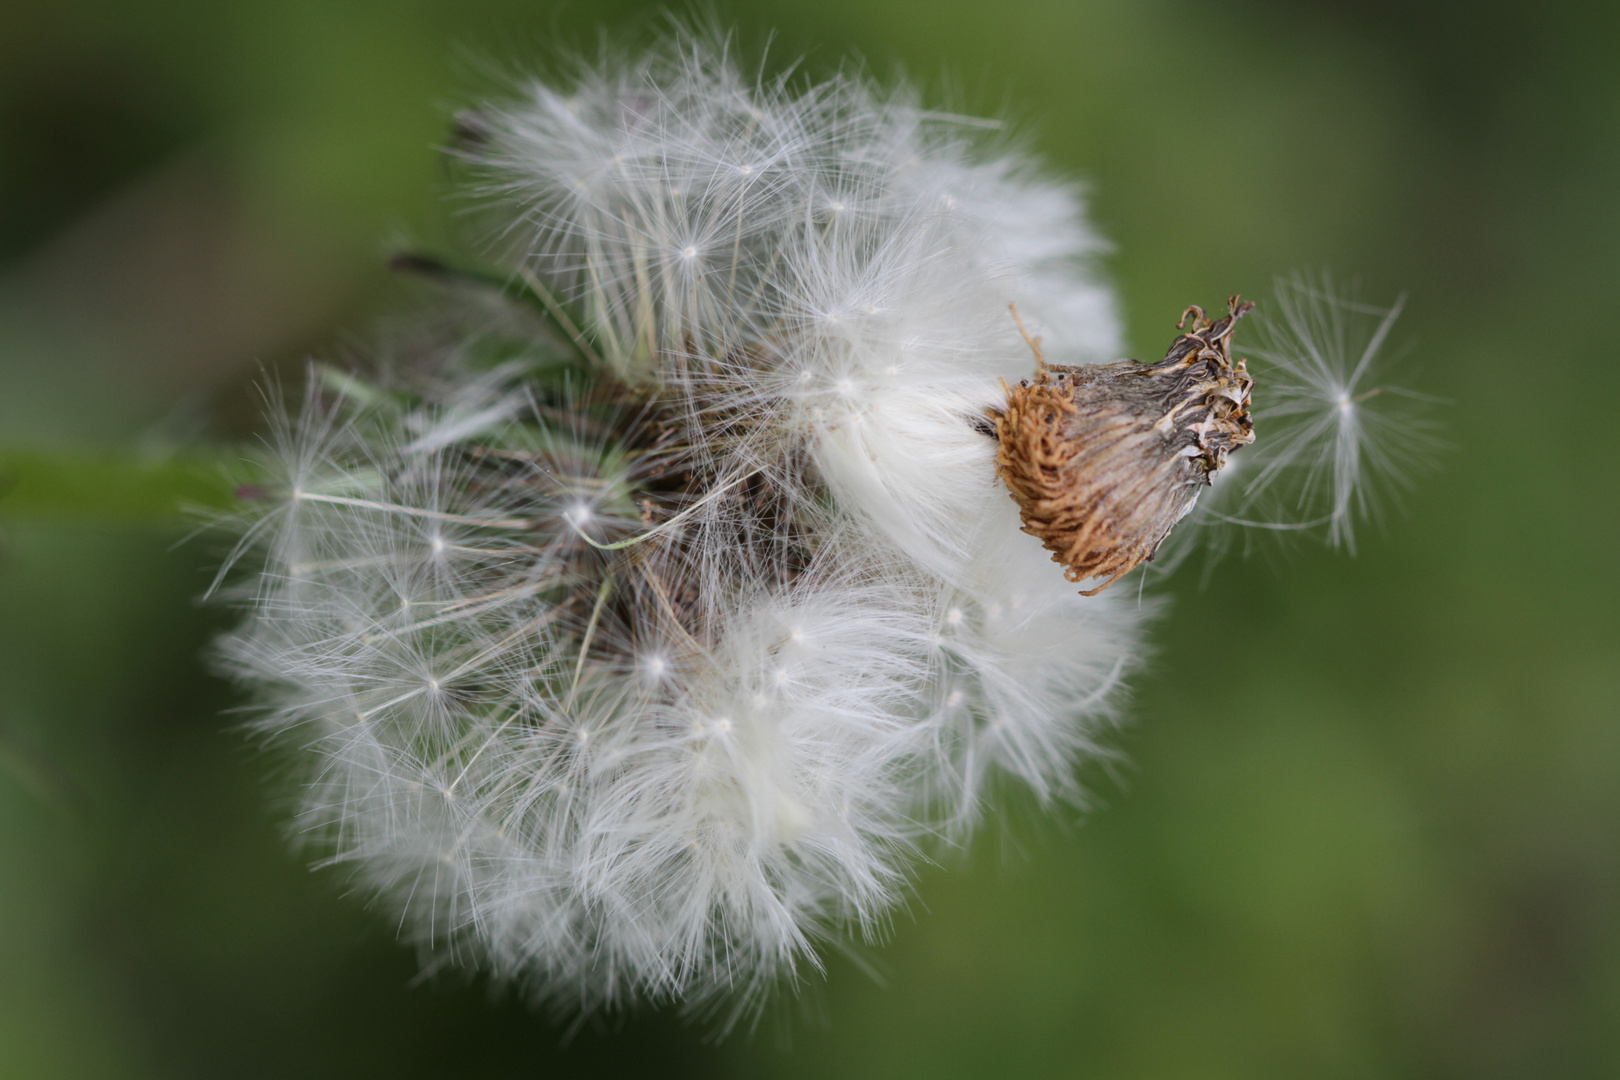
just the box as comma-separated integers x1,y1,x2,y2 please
992,297,1256,595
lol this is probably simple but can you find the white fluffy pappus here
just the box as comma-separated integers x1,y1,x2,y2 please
216,32,1408,1030
1184,271,1436,555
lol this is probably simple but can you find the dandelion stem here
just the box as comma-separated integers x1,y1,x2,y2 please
290,490,531,530
563,470,758,550
512,265,605,370
567,576,615,707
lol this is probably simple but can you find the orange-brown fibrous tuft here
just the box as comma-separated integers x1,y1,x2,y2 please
992,296,1256,595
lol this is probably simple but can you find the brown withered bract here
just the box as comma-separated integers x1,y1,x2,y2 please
991,296,1255,595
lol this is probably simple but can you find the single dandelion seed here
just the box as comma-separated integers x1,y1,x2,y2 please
1222,271,1437,551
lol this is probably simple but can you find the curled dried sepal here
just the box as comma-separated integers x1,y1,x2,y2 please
992,297,1256,594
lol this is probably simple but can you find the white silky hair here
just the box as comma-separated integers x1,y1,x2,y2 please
217,32,1261,1028
1211,272,1434,553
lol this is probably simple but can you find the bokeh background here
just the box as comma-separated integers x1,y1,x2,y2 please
2,1,1617,1076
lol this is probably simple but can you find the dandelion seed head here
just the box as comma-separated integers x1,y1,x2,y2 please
211,26,1410,1033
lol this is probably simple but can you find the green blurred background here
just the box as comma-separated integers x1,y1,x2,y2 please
2,1,1616,1076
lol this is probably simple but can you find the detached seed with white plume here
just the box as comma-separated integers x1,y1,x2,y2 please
992,298,1255,594
214,29,1412,1033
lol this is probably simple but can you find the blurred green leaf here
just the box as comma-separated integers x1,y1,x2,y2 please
0,447,241,522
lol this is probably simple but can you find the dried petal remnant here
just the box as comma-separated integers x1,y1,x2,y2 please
993,297,1256,594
